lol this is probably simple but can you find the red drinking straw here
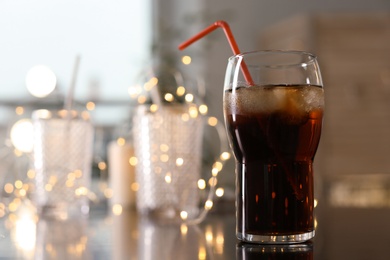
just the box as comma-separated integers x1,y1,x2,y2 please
178,20,254,86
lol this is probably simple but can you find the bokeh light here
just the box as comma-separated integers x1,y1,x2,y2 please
86,102,95,111
181,55,192,65
10,119,34,153
25,65,57,98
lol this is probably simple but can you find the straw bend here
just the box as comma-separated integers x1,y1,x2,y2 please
178,20,254,86
178,20,240,56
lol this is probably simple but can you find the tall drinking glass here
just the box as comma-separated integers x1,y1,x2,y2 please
223,50,324,243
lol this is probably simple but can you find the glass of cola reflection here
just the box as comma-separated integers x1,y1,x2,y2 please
223,50,324,243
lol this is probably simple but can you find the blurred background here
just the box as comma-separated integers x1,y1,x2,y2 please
0,0,389,201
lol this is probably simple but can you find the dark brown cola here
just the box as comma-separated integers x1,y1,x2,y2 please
224,85,324,239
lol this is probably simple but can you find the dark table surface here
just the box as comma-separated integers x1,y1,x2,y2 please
1,173,390,259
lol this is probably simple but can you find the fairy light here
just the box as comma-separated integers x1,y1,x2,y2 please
8,213,17,223
220,152,231,161
98,161,107,171
13,149,23,157
86,102,95,111
131,182,139,191
66,171,75,181
15,106,24,115
75,187,88,197
164,93,174,102
137,95,147,104
165,173,172,183
205,200,213,210
180,211,188,220
198,179,206,190
49,176,57,186
185,93,194,103
66,179,74,188
0,204,5,218
149,77,158,88
128,84,142,99
112,204,123,216
160,144,169,152
81,111,90,120
129,157,138,166
209,177,217,187
216,188,224,197
181,113,190,122
46,244,55,256
143,83,151,91
117,137,126,146
58,109,76,118
215,231,225,255
27,170,35,179
188,106,198,118
150,104,159,112
212,161,223,176
22,183,29,189
14,180,23,189
198,246,206,260
9,198,21,212
4,183,14,194
74,169,82,178
181,55,192,65
180,224,188,235
18,189,27,197
35,109,51,119
212,161,223,173
101,183,109,195
104,188,113,199
176,158,184,166
144,78,156,91
176,86,186,96
160,154,169,162
199,104,208,115
45,184,53,192
207,117,218,126
205,226,213,243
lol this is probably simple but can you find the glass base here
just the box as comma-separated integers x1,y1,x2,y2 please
237,230,315,244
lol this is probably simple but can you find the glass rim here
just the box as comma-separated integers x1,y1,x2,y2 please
32,109,91,120
229,50,318,67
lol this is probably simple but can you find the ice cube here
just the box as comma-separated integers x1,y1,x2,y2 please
225,86,287,115
224,85,324,120
303,86,324,111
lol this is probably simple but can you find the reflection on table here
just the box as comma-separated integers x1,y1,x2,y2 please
110,207,237,260
1,173,390,259
237,242,313,259
0,202,235,260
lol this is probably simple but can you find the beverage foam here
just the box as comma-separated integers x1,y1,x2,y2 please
224,85,324,123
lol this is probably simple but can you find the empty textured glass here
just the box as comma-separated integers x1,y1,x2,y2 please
31,109,94,220
133,105,203,221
